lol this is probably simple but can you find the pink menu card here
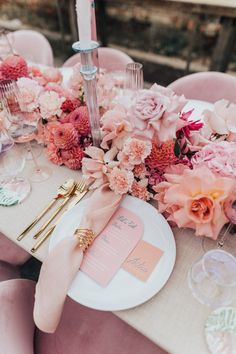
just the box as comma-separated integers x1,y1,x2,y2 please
80,207,143,286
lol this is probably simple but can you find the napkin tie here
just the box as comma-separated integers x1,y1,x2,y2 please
33,183,122,333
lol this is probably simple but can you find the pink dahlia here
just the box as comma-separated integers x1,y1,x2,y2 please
61,106,90,136
145,140,178,171
108,167,134,195
61,146,84,170
53,123,78,149
1,55,28,80
45,144,63,165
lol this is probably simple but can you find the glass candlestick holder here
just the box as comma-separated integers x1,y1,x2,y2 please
72,40,101,147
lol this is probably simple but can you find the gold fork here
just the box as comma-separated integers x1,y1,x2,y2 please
17,179,75,241
31,179,88,253
32,180,76,240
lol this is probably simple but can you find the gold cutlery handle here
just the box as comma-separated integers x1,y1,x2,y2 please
31,226,55,253
33,196,71,239
31,189,89,253
17,198,56,241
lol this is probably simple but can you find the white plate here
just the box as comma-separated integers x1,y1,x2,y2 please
49,195,176,311
183,99,214,121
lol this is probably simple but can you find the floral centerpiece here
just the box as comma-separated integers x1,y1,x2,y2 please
1,54,236,240
0,54,118,169
81,85,236,240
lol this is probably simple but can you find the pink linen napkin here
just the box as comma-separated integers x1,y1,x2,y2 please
33,183,122,333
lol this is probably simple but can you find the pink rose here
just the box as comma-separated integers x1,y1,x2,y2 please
132,85,186,143
42,68,62,84
154,167,236,239
192,141,236,178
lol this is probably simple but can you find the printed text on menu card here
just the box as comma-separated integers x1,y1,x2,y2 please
80,207,143,286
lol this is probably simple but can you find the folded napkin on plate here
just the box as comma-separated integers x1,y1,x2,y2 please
33,183,122,333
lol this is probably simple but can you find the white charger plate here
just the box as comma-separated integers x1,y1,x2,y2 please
183,99,214,121
49,195,176,311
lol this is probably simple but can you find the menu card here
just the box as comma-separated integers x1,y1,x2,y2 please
80,207,143,286
122,240,164,282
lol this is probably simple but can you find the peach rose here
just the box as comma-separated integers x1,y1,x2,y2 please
154,167,236,239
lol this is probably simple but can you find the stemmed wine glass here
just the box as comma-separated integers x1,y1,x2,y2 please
0,79,51,182
0,144,31,206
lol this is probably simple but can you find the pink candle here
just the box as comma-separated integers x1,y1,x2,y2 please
91,0,97,41
76,0,91,48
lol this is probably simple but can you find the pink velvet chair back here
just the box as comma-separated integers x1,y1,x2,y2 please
63,47,133,72
168,71,236,104
8,30,54,67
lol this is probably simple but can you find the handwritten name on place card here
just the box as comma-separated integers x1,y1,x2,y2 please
80,207,143,287
122,240,164,282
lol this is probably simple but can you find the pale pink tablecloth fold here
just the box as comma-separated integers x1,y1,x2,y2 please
33,184,122,333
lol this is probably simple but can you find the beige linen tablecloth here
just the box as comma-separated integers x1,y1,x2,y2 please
1,153,236,354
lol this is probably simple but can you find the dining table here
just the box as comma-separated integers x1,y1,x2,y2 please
1,143,235,354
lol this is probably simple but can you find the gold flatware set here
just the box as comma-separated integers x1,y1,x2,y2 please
17,178,89,252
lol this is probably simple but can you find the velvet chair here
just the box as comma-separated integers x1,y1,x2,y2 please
0,278,168,354
168,71,236,104
7,30,54,67
63,47,133,72
0,232,31,266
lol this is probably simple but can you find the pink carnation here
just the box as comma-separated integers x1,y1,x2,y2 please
130,179,151,201
38,91,65,120
108,167,134,195
53,123,78,149
192,141,236,178
123,137,152,165
1,55,28,80
17,77,42,112
68,63,84,98
133,164,147,178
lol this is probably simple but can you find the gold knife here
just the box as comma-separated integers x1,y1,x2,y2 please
31,189,88,253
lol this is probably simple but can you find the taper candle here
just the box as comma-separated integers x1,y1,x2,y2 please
76,0,91,48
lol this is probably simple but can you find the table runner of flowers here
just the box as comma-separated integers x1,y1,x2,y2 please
1,54,236,240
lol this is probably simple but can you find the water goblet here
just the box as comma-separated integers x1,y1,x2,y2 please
0,144,31,206
0,79,51,182
188,249,236,309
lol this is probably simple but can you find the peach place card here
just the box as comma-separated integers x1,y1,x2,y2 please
80,207,144,287
122,240,164,282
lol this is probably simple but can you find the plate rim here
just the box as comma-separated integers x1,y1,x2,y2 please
49,195,176,311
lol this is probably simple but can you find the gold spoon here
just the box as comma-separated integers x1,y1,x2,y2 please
31,179,88,253
32,180,76,240
17,179,75,241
